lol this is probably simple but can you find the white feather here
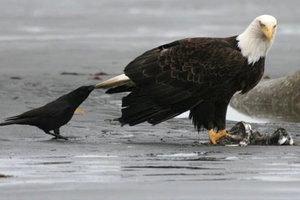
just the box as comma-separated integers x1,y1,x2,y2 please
237,15,277,65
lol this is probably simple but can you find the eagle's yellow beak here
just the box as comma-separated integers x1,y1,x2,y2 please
261,26,275,42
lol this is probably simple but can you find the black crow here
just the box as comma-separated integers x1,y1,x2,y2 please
0,85,95,140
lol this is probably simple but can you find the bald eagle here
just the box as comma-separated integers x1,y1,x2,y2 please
95,15,277,144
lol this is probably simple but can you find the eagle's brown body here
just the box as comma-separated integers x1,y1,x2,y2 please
108,36,265,131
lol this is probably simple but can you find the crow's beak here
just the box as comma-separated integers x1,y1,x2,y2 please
88,85,95,92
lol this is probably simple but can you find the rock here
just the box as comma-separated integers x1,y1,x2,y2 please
94,72,108,76
0,174,12,178
230,70,300,122
60,72,85,76
10,76,22,80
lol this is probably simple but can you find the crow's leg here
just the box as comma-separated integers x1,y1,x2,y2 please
54,129,60,135
44,130,68,140
53,129,68,140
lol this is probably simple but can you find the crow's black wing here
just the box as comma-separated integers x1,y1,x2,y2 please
4,99,72,122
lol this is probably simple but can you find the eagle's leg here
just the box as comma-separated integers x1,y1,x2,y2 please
208,129,228,144
208,101,229,144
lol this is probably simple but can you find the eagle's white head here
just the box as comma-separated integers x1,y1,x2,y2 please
237,15,277,65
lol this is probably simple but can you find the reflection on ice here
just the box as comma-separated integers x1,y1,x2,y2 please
0,155,122,186
74,155,118,158
176,106,267,123
157,152,200,157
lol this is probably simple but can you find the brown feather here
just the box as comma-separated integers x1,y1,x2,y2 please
115,36,265,130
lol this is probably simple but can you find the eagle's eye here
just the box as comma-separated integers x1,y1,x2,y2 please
259,21,265,27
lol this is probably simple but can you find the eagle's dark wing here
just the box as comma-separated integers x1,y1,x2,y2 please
120,37,247,126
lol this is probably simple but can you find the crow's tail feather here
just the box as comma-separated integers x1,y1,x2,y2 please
0,121,15,126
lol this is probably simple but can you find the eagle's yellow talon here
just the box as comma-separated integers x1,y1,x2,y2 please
218,129,228,138
208,129,228,144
